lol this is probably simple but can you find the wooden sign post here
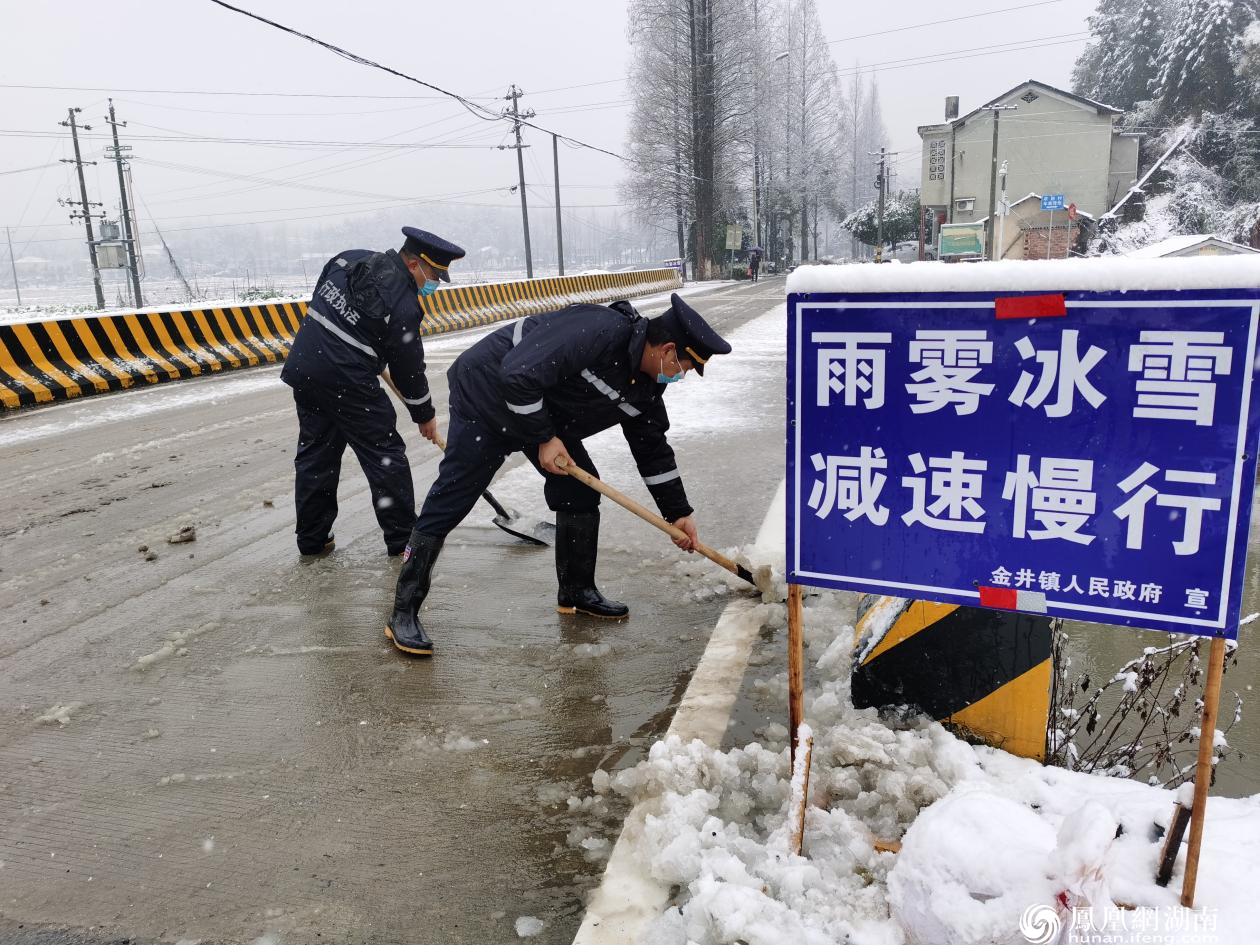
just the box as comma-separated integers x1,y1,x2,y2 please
1180,634,1228,907
787,583,805,764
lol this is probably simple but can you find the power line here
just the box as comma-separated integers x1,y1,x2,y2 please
205,0,627,163
825,0,1065,46
110,95,497,120
0,128,505,149
11,193,529,243
0,161,61,177
834,34,1089,78
0,82,450,100
137,111,503,205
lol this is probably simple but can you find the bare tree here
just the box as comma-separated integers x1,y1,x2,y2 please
624,0,883,273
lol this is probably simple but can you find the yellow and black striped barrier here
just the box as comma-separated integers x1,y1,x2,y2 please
852,596,1053,761
0,268,682,410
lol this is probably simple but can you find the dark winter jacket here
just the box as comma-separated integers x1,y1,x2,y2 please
282,249,435,423
448,301,693,520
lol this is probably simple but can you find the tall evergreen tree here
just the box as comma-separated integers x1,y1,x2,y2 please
1158,0,1256,117
1118,0,1164,107
1072,0,1138,104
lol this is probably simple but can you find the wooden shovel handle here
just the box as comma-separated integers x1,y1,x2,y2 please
556,456,755,585
381,370,447,451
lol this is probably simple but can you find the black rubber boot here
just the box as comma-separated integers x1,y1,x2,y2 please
385,529,443,656
555,510,629,619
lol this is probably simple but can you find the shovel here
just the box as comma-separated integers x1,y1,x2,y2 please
432,433,556,546
555,456,757,587
381,371,555,547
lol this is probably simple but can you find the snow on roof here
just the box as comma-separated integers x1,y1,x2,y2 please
787,256,1260,295
1006,193,1096,220
953,79,1122,127
1125,234,1260,258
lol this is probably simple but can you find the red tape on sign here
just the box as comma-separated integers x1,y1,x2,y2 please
995,294,1067,320
979,586,1018,610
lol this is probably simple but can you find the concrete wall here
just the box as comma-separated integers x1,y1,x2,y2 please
0,268,684,410
1108,134,1141,210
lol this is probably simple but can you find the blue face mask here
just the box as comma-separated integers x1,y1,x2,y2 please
419,279,439,298
657,352,686,384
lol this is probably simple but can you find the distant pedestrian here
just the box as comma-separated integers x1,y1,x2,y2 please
281,227,465,557
748,250,761,283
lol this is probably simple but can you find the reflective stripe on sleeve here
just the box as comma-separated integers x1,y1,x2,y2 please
513,318,525,346
642,468,680,486
619,403,642,417
507,398,545,415
580,368,618,401
307,307,376,357
401,392,431,406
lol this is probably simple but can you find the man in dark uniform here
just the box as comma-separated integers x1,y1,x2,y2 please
281,227,465,556
384,292,731,656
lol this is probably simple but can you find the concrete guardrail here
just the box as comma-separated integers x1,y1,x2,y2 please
0,267,682,410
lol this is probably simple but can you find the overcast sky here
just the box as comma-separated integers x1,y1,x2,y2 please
1,0,1096,264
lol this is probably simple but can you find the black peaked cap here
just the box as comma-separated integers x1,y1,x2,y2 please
655,292,731,376
401,227,466,283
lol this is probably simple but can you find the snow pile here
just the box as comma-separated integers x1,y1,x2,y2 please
588,587,1260,944
35,702,85,726
515,915,545,938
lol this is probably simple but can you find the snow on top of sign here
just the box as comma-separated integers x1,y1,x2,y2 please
786,256,1260,296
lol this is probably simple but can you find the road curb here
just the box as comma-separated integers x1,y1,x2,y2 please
572,479,785,944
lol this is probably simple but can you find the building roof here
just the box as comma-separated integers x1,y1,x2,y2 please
919,80,1122,135
1125,235,1260,258
971,193,1097,225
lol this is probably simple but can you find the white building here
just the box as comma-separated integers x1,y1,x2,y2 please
919,80,1140,260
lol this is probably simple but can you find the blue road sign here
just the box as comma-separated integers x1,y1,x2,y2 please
787,287,1260,638
1041,194,1066,211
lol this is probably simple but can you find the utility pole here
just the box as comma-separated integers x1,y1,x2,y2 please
850,72,861,259
996,160,1009,262
799,0,809,266
5,227,20,307
500,85,535,278
872,147,887,263
983,104,1018,261
104,99,143,307
552,134,565,276
59,107,106,309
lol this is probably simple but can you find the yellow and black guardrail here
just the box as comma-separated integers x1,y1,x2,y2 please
0,268,682,410
852,596,1054,761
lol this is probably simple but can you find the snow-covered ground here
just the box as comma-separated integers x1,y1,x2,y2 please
574,550,1260,945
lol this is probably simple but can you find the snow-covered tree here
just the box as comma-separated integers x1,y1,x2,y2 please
841,191,920,251
623,0,757,279
1074,0,1167,109
1073,0,1138,103
624,0,882,270
1077,0,1260,251
1240,19,1260,113
1158,0,1257,117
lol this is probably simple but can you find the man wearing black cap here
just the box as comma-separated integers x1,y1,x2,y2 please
281,227,465,556
384,292,731,656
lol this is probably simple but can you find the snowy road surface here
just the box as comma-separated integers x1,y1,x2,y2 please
0,278,786,945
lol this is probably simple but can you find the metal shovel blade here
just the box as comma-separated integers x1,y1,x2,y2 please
492,508,556,546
